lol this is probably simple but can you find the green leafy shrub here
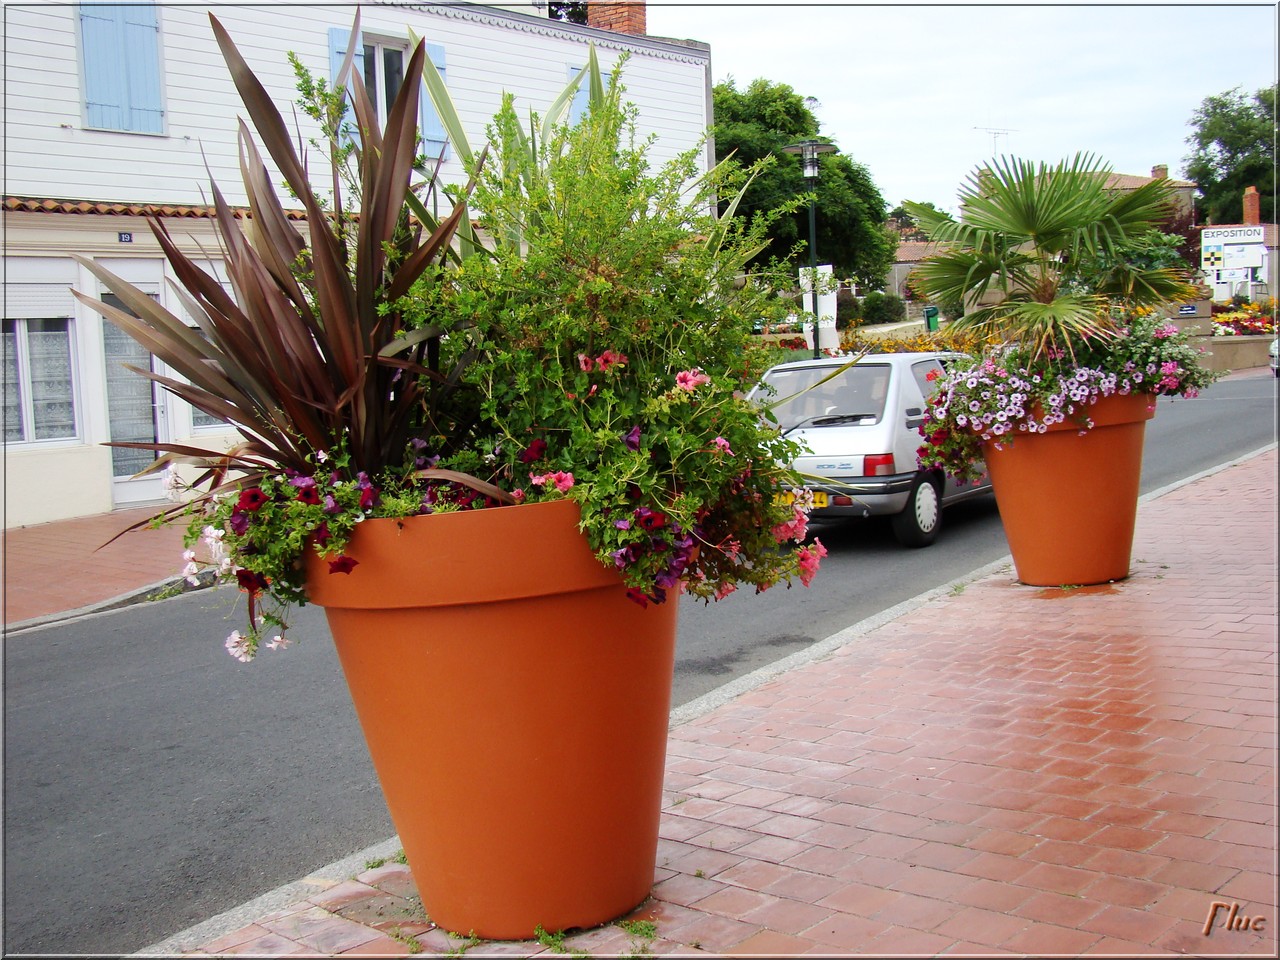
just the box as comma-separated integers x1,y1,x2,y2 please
858,290,906,325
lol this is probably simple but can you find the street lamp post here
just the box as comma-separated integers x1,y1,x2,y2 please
783,139,837,359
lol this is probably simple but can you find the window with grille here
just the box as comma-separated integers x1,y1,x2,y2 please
3,318,78,443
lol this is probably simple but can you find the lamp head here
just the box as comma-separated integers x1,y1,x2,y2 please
783,139,838,182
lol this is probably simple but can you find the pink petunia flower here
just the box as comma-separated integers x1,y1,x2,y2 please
530,471,575,492
596,349,628,371
675,368,711,392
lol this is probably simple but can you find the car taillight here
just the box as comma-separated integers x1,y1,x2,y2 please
863,453,895,476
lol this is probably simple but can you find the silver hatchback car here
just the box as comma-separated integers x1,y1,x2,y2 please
751,352,993,546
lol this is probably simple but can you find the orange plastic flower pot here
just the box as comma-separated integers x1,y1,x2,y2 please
304,499,678,939
981,392,1156,587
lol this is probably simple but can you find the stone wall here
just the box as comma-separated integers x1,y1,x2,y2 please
1190,334,1274,372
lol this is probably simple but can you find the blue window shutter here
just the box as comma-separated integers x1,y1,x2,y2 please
120,5,163,133
328,26,365,145
567,64,589,125
420,43,449,161
80,4,163,133
80,5,127,130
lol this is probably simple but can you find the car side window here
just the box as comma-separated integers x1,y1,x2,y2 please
909,360,944,405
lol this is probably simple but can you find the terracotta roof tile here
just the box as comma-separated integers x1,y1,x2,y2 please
3,195,309,220
1105,172,1196,189
894,240,946,263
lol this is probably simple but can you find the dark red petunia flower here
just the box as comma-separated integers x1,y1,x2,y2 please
235,568,269,594
636,508,668,531
518,438,548,463
625,588,649,608
236,488,268,512
296,486,321,506
328,555,359,575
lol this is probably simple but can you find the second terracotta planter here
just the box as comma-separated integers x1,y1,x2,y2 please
305,499,679,939
982,391,1156,586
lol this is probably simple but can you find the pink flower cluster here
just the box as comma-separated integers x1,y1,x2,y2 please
797,540,827,587
578,349,628,372
530,470,575,493
770,502,809,543
1157,360,1184,392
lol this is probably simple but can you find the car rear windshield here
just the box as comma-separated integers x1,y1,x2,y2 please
759,364,891,431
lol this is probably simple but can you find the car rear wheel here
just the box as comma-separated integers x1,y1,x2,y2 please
891,473,942,547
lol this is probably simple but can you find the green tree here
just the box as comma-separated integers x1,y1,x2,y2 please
888,201,938,240
712,78,894,289
1183,84,1276,224
547,2,588,24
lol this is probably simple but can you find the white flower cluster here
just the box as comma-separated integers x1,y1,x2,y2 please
180,525,233,585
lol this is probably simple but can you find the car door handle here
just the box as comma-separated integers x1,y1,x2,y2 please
905,407,926,430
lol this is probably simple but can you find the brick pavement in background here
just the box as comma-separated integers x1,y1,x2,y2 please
168,446,1277,958
3,504,186,624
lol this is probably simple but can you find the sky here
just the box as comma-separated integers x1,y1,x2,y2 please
644,1,1278,214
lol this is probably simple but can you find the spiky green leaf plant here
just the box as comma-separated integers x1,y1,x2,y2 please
904,153,1196,360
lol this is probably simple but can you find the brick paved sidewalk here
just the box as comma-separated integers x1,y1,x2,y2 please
150,446,1277,958
3,504,188,625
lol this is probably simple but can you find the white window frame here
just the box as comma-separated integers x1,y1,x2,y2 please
362,34,409,129
3,316,82,446
329,26,449,160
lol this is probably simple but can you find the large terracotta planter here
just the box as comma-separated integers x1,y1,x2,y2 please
982,392,1156,586
304,499,678,939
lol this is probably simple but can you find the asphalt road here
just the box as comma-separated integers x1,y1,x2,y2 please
3,372,1275,956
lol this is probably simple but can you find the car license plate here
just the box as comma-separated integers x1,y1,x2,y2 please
778,490,828,508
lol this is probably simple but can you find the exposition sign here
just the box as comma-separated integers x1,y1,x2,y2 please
1201,225,1266,270
1202,226,1265,243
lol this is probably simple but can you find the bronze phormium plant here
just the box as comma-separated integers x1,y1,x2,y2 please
72,12,484,521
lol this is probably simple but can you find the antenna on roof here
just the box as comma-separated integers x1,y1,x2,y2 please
974,126,1018,154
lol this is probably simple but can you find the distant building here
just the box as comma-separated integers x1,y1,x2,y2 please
1104,164,1197,218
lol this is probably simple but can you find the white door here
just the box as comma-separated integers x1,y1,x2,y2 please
96,258,170,506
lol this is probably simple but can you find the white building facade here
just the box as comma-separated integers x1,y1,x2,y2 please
3,2,711,526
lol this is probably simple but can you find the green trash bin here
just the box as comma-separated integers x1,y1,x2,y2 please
923,306,939,332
